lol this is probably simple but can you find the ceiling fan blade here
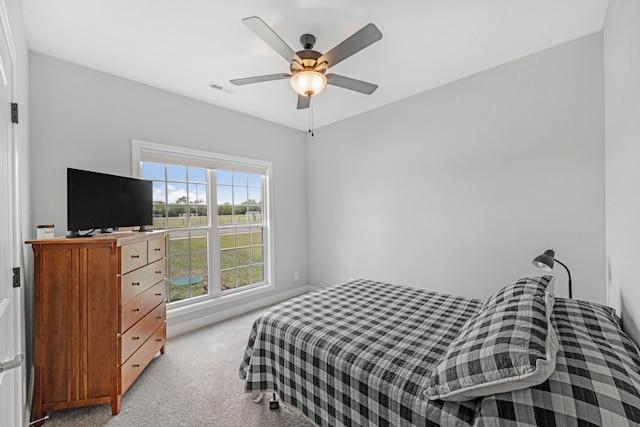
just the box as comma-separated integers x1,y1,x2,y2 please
243,16,302,64
297,94,311,110
318,23,382,68
230,74,290,86
326,74,378,95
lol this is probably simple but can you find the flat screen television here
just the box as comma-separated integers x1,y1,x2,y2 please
67,168,153,237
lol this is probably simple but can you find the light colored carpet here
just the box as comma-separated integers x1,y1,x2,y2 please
42,308,314,426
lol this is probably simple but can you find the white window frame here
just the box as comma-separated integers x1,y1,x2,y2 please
131,139,275,310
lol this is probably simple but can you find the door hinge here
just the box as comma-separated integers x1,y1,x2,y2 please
11,102,18,123
12,267,20,287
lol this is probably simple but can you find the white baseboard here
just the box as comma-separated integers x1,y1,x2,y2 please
166,285,319,338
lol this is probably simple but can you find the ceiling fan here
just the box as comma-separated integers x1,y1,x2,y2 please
230,16,383,109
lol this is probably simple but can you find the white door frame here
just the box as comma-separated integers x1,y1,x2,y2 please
0,0,25,424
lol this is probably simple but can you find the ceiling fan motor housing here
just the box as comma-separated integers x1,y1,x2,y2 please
291,49,325,72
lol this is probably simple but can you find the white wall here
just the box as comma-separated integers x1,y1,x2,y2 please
604,0,640,345
29,52,309,305
308,34,606,302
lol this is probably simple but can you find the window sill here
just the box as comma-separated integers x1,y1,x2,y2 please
167,282,275,318
165,282,317,338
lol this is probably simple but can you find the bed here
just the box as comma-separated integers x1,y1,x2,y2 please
239,277,640,426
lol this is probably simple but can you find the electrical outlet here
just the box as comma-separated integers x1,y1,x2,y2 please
294,271,299,281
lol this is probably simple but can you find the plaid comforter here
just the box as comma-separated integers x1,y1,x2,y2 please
240,279,483,426
239,279,640,426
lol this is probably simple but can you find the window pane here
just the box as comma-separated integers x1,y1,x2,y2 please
218,170,232,185
190,183,207,204
251,229,262,245
251,265,264,283
234,186,247,204
191,234,208,252
251,247,263,264
191,251,208,275
247,173,261,187
142,162,165,180
152,181,166,203
247,209,261,224
219,230,234,249
248,187,262,204
188,167,206,183
217,185,232,204
233,207,247,224
221,270,235,290
220,249,235,270
236,248,250,267
233,172,247,185
152,203,167,229
236,228,250,246
237,267,251,287
218,208,231,225
190,205,207,227
169,253,190,281
167,182,187,204
167,164,186,181
169,236,189,255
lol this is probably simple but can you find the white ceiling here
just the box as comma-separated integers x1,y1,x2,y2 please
22,0,608,132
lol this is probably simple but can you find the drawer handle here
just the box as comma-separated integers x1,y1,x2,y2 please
155,293,162,296
155,270,162,274
132,336,140,340
156,338,163,342
154,248,162,251
156,315,163,319
132,282,140,286
131,254,140,259
133,363,140,368
133,308,140,312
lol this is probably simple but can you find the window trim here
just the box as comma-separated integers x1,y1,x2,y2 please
131,139,275,308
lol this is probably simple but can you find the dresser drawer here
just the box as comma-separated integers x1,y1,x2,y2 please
120,259,165,303
120,323,166,394
120,302,166,363
121,241,148,274
148,236,166,263
120,281,166,333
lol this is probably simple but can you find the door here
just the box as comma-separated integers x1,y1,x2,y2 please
0,0,23,424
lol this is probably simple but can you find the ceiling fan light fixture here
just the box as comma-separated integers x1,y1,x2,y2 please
290,70,327,97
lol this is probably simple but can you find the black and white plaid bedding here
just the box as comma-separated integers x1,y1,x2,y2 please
240,279,640,426
240,279,483,426
476,298,640,426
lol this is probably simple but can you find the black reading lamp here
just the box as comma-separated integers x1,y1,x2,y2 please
532,249,572,298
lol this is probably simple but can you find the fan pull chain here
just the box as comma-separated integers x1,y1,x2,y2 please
308,96,315,137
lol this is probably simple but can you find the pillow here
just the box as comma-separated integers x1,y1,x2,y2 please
481,275,554,310
476,298,640,425
424,276,558,402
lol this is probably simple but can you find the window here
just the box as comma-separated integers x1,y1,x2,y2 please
217,171,265,290
133,140,272,307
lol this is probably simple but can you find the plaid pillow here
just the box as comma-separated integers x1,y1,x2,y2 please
476,298,640,426
424,277,558,402
481,276,554,310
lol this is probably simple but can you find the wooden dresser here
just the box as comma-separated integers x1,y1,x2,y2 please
28,232,167,423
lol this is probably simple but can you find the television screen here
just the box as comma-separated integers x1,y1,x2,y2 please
67,168,153,236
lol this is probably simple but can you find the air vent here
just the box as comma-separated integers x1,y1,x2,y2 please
208,81,233,94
